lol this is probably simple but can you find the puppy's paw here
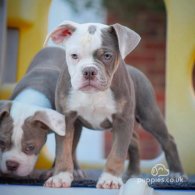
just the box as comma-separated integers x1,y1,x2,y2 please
73,169,86,180
44,172,73,188
96,172,123,189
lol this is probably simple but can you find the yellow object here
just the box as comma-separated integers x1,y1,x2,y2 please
0,84,16,99
0,0,52,169
0,0,51,99
7,0,51,81
164,0,195,174
36,146,53,170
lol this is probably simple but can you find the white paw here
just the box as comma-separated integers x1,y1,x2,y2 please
44,172,73,188
96,172,123,189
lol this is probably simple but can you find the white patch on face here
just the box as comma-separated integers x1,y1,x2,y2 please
64,23,108,90
66,88,116,129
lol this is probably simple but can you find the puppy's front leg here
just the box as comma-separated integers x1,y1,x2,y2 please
97,114,134,189
44,111,77,188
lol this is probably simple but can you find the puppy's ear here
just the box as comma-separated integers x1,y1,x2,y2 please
31,109,65,136
0,101,12,120
44,20,78,47
111,23,141,59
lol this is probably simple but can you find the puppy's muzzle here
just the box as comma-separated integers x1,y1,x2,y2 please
6,160,19,172
82,67,98,81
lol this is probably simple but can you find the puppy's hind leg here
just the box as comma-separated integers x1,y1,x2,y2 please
138,104,184,174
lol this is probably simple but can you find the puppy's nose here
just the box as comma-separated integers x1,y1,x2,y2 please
6,160,19,171
82,67,97,80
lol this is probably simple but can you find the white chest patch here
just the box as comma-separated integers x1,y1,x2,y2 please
66,89,116,129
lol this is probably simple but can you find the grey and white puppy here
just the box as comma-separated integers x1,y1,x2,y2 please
44,21,184,189
0,47,66,177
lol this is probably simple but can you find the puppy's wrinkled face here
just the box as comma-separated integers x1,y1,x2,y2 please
45,21,141,93
0,101,65,177
0,114,46,176
65,24,120,92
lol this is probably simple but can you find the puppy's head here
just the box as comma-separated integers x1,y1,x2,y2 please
44,21,141,93
0,101,65,177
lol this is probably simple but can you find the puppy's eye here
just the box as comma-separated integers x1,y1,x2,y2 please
103,53,112,61
71,54,79,60
24,145,35,154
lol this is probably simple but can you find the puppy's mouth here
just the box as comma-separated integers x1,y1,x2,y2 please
79,81,107,92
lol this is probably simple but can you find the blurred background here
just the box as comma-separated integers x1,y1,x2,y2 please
0,0,195,174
